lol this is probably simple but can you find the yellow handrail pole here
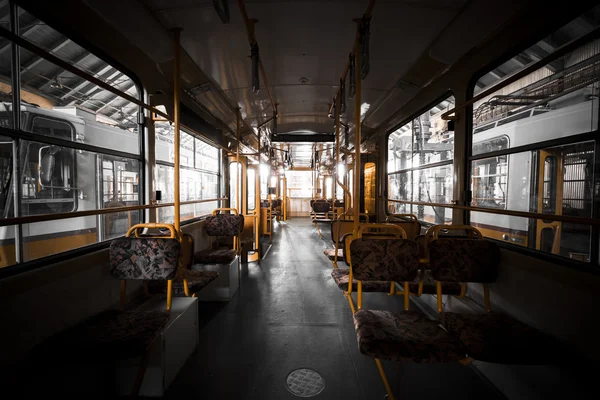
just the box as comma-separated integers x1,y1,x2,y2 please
353,35,361,237
334,92,351,215
257,128,261,263
235,108,241,252
172,28,182,232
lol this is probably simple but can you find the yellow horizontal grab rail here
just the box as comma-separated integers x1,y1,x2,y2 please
126,223,179,239
212,208,239,215
387,198,600,226
0,198,227,227
357,223,407,239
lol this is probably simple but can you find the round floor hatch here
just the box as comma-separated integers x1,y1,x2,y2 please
286,368,325,397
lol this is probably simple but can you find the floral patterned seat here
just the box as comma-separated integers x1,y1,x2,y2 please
194,213,244,265
194,248,237,264
429,238,563,364
331,268,391,292
148,270,220,296
29,235,181,396
354,310,467,362
146,233,220,297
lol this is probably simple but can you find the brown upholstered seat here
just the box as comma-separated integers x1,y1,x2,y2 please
331,268,391,292
194,248,237,264
354,310,467,362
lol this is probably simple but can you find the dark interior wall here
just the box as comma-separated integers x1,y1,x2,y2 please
0,219,211,376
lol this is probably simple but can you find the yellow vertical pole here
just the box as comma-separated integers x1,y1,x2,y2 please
256,128,261,263
236,108,241,213
353,39,361,237
335,96,351,218
172,28,182,232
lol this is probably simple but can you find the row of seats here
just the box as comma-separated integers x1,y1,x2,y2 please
327,221,567,400
27,209,245,396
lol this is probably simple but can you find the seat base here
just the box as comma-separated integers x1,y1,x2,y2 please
331,268,391,292
323,248,343,260
191,256,239,301
28,297,198,396
353,309,467,363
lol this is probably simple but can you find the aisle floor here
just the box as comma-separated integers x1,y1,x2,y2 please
163,218,504,400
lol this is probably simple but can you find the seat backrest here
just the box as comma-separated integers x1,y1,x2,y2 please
330,220,355,243
349,238,419,282
385,215,421,239
180,233,195,270
428,239,500,283
109,237,181,280
205,213,245,237
312,201,330,213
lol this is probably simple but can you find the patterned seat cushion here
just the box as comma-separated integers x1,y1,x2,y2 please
148,270,219,296
331,268,391,292
441,312,562,364
34,310,170,361
323,248,343,260
205,214,244,237
408,270,462,295
353,310,466,362
194,248,237,264
109,237,180,280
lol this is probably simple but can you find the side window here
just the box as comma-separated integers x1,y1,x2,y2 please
31,117,74,140
21,117,76,215
470,136,509,210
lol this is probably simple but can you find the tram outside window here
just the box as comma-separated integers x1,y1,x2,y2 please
0,6,143,270
471,136,509,210
469,6,600,263
387,95,455,224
